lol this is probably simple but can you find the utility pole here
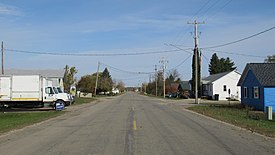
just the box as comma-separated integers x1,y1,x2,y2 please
159,58,168,99
188,20,204,104
94,61,100,96
1,41,4,75
155,65,158,96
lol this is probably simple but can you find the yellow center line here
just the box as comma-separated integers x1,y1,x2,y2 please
133,119,137,131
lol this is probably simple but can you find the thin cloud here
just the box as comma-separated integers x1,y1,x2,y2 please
0,4,23,16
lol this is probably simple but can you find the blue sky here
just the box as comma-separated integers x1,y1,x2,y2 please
0,0,275,86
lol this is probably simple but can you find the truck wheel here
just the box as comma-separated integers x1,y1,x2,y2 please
55,100,65,110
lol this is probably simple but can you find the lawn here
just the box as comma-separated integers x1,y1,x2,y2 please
0,111,63,134
73,97,96,105
0,97,96,134
187,104,275,137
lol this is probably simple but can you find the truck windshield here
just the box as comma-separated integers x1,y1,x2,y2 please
53,87,59,94
57,87,63,93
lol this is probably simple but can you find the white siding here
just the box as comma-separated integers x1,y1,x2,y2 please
212,71,241,100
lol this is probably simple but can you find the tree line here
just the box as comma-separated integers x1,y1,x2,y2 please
63,66,125,95
63,54,273,96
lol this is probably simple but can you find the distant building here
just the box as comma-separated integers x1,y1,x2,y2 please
112,88,120,94
178,81,191,98
202,70,241,100
237,63,275,112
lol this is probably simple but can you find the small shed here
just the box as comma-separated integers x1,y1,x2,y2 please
237,63,275,112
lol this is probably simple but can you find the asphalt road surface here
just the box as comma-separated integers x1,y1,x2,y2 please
0,92,274,155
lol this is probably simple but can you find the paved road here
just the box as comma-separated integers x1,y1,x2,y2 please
0,92,274,155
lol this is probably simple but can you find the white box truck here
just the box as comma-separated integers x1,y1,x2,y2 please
0,75,69,109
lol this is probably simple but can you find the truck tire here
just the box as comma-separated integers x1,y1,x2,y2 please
55,100,65,110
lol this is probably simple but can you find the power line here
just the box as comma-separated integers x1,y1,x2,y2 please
189,0,212,21
171,0,212,46
203,0,233,22
204,49,266,58
197,0,220,21
100,62,153,75
115,75,149,81
4,48,187,56
164,43,193,54
202,26,275,49
167,54,192,71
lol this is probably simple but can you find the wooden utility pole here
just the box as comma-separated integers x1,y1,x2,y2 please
94,61,100,96
1,41,4,75
155,65,158,96
188,20,204,104
159,58,168,99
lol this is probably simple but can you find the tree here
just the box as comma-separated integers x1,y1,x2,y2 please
191,49,201,97
63,65,78,93
264,55,275,63
113,79,125,92
165,69,181,94
76,74,97,93
208,53,220,75
167,69,181,83
146,70,163,96
208,53,236,75
98,68,113,93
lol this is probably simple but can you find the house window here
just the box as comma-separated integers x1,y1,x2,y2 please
223,85,227,91
253,87,259,99
243,87,248,98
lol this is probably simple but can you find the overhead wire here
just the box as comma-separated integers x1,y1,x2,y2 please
204,49,266,58
171,0,212,46
196,0,220,21
4,48,187,56
100,62,154,75
202,0,233,22
202,26,275,49
167,54,192,71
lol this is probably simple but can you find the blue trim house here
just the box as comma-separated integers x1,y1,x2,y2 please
237,63,275,112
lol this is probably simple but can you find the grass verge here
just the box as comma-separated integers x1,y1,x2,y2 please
0,97,96,135
73,97,96,105
0,111,64,134
187,104,275,137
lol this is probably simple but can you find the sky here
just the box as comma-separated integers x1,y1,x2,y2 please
0,0,275,87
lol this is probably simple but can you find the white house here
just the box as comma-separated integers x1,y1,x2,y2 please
112,88,120,94
202,70,241,100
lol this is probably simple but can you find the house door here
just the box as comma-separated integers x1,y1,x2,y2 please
264,88,275,112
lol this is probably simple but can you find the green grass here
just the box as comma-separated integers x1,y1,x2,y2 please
0,97,96,135
73,97,96,105
187,104,275,137
0,111,63,134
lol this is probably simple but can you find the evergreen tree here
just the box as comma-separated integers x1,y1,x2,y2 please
208,53,236,75
191,49,201,97
264,55,275,63
98,68,113,92
208,53,220,75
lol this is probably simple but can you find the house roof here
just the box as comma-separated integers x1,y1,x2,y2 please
5,69,65,78
202,71,230,83
237,63,275,86
178,81,190,90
